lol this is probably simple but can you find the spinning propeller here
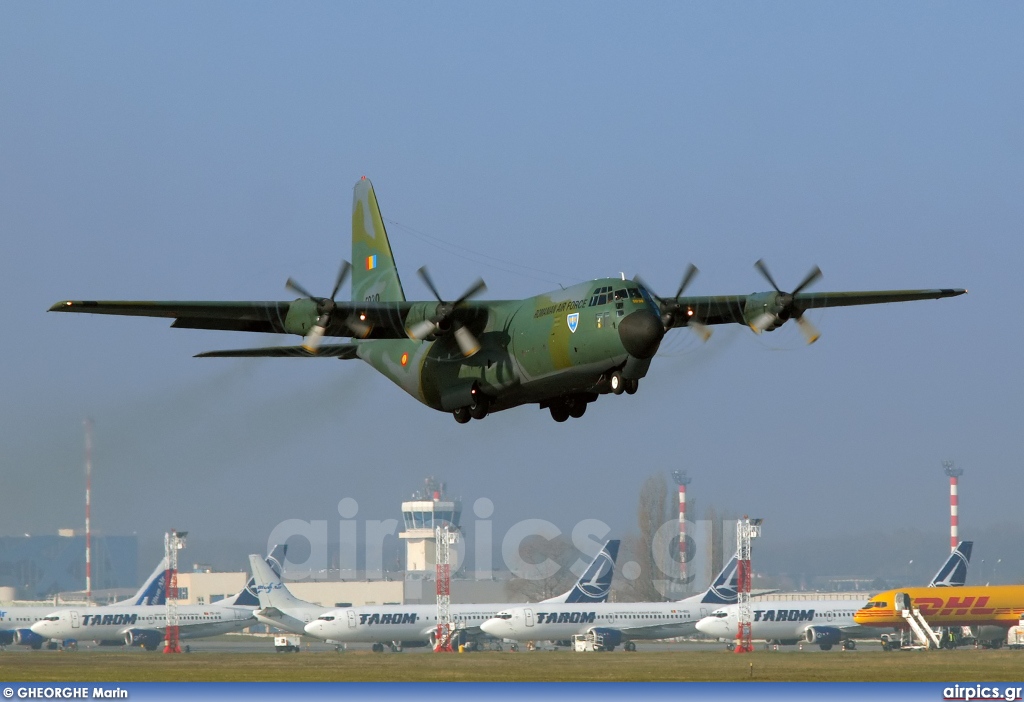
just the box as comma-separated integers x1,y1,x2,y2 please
751,259,822,344
407,266,487,357
286,260,359,352
635,264,712,341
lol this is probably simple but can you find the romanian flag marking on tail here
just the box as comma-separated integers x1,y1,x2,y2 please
366,255,377,270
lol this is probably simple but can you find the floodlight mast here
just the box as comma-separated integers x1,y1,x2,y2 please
163,530,187,654
434,524,458,652
734,517,762,654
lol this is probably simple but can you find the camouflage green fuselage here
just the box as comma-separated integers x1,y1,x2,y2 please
352,278,654,413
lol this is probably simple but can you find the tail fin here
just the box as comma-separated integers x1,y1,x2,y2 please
214,544,288,607
929,541,973,587
124,557,169,606
697,555,739,605
351,177,406,303
543,540,620,604
249,548,315,611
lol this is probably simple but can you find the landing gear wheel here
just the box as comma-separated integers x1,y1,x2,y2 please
624,641,636,652
610,371,625,395
453,407,471,424
550,405,570,422
469,396,489,420
568,401,587,419
625,378,638,395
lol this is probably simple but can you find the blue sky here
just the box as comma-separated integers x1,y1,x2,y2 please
2,3,1021,578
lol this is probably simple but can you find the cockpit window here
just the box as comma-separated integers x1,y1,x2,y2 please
589,286,613,306
712,611,728,618
318,615,335,621
614,289,628,300
44,615,60,621
627,287,641,299
496,613,512,620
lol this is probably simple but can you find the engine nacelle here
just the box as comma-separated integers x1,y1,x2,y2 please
589,627,623,650
123,628,163,651
804,626,843,646
14,628,45,649
0,630,15,646
743,292,789,331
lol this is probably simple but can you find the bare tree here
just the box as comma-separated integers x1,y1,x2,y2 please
503,534,579,602
620,474,671,602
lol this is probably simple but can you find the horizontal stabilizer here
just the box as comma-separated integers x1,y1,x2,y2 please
256,607,285,619
195,344,359,359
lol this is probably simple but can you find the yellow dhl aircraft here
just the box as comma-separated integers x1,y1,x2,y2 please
855,586,1024,630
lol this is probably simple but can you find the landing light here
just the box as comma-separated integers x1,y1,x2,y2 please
359,313,366,321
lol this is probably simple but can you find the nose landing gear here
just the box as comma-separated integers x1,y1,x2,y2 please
609,371,639,396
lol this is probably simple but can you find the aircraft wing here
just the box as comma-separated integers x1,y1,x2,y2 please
196,344,359,359
49,299,428,340
668,288,966,328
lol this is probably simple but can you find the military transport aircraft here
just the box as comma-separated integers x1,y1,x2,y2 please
50,178,966,423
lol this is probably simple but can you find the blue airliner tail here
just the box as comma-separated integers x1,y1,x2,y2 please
546,540,620,604
929,541,973,587
217,544,288,607
697,555,739,605
130,557,169,606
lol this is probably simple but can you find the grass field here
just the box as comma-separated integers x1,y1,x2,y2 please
2,650,1022,682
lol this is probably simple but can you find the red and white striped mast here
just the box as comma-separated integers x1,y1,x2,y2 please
734,516,762,654
671,470,692,588
943,461,963,553
84,418,93,604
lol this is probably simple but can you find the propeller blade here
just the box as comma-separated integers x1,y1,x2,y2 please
749,312,776,334
453,324,481,357
416,266,444,302
791,266,823,296
753,259,782,293
796,315,821,344
286,278,317,300
674,264,700,299
346,314,372,339
408,319,438,341
688,320,712,342
632,275,664,304
330,261,352,300
302,325,327,352
453,278,487,306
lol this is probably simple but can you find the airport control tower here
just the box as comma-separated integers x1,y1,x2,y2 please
399,477,462,573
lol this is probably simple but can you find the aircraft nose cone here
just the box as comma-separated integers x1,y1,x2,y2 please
480,619,503,637
695,618,724,636
304,622,321,636
618,310,665,359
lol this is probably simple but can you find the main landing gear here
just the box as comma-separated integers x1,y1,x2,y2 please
453,393,490,423
548,395,591,422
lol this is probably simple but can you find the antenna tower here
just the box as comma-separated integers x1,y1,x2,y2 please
671,470,692,589
734,516,762,653
163,530,187,653
84,418,93,603
943,461,963,553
